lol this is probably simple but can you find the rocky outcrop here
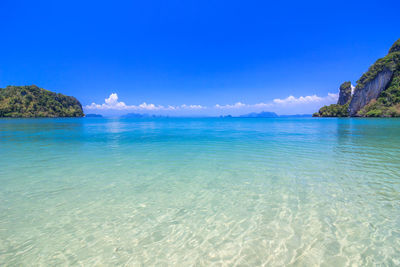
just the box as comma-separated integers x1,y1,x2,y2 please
348,68,393,116
0,85,84,117
337,81,352,105
389,39,400,54
314,38,400,117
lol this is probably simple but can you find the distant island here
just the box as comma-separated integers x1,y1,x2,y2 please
240,111,278,118
85,114,103,118
120,113,167,118
279,114,312,118
221,112,311,118
314,38,400,117
0,85,84,117
120,112,311,118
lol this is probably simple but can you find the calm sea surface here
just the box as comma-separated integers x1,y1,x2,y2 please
1,118,400,266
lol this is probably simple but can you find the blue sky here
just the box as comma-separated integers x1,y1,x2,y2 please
1,0,399,115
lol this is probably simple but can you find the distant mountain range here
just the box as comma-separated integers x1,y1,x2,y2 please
235,112,311,118
239,111,278,118
278,114,312,118
120,113,167,118
118,112,311,118
85,113,103,118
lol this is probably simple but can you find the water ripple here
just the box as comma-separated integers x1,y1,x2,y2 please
1,118,400,265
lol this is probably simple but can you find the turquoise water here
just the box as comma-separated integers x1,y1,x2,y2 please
1,118,400,266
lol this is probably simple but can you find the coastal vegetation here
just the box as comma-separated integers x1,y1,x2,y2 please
337,81,352,105
0,85,84,117
314,38,400,117
313,81,351,117
313,103,349,117
358,70,400,117
355,50,400,92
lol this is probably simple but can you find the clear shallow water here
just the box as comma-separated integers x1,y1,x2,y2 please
1,117,400,266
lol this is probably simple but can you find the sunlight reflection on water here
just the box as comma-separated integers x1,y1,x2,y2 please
1,118,400,266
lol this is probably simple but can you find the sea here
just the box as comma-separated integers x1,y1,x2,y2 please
1,117,399,266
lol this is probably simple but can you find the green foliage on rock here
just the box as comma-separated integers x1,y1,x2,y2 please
315,38,400,118
355,51,400,92
313,103,349,117
337,81,352,105
314,81,352,117
357,70,400,117
340,81,352,91
389,39,400,54
0,85,84,117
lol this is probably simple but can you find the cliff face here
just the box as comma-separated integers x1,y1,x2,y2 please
337,81,352,105
0,85,84,117
348,68,393,116
313,81,352,117
389,39,400,54
314,38,400,117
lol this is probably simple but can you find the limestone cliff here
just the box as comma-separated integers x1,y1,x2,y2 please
348,68,393,116
389,39,400,54
337,81,352,105
313,81,352,117
314,38,400,117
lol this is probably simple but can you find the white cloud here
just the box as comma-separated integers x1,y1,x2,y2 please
138,102,164,110
86,93,129,110
215,102,246,109
253,102,273,108
273,93,338,105
105,93,119,105
167,105,177,110
85,93,205,111
211,93,338,115
85,92,338,115
86,93,167,110
212,93,337,110
181,104,205,109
